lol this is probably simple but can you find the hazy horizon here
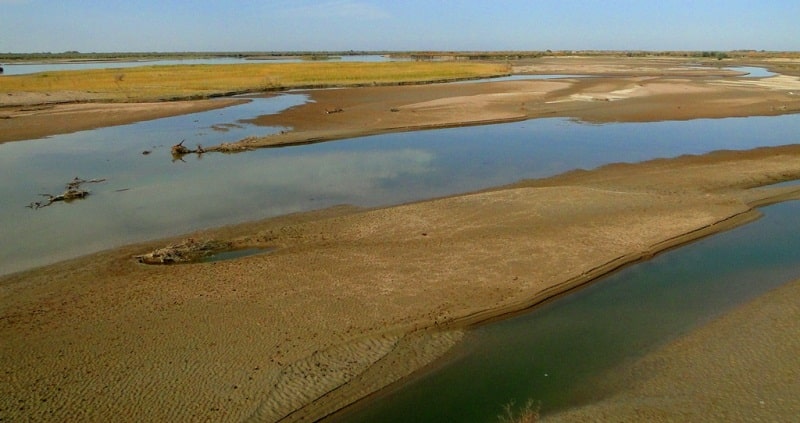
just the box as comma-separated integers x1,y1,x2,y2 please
2,1,798,54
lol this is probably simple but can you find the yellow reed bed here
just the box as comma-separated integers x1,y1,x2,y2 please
0,62,509,102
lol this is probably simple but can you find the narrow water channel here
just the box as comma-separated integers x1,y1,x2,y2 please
2,101,798,275
332,199,800,422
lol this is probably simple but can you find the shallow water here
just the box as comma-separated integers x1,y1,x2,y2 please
2,100,799,275
725,66,777,78
201,248,273,263
0,55,397,76
333,199,800,422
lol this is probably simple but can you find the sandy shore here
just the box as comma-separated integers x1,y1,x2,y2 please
2,144,800,421
2,57,800,421
544,276,800,422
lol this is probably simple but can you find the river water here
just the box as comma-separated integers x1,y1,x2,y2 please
0,55,398,76
333,199,800,422
1,94,799,275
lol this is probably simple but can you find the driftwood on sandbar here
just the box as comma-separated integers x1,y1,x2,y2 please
134,238,232,264
170,139,251,160
27,177,106,210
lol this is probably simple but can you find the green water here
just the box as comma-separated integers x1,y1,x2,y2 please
333,200,800,422
200,248,273,263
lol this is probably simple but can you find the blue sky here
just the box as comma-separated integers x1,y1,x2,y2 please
1,0,798,53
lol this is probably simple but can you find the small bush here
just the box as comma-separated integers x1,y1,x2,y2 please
497,399,540,423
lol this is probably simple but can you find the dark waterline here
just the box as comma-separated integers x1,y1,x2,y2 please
333,199,800,422
1,97,799,275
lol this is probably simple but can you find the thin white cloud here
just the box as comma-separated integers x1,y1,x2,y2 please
284,0,390,20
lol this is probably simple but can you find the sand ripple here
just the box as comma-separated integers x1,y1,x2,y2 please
250,330,462,422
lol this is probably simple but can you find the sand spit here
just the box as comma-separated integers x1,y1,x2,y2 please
2,145,800,422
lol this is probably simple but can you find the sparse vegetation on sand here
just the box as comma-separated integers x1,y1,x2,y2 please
498,399,540,423
0,61,509,103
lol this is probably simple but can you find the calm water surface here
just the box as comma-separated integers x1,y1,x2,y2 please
1,96,799,275
0,55,398,75
725,66,778,78
333,199,800,422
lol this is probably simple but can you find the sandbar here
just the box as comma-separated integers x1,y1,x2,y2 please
0,97,246,143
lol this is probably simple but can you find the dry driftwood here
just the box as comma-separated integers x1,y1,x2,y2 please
27,177,106,209
134,238,232,264
170,139,195,156
170,139,250,160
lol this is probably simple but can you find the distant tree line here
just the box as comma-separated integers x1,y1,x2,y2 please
2,49,797,63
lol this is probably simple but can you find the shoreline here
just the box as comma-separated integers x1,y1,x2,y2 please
0,98,247,143
544,272,800,422
3,145,800,422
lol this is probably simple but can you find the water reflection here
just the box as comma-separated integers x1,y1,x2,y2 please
2,101,799,275
0,55,398,76
725,66,777,78
335,200,800,422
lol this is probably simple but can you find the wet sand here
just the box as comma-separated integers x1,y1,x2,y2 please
2,57,800,421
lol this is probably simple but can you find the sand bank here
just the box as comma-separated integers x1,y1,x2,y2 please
222,57,800,150
2,145,800,422
543,277,800,422
0,97,247,143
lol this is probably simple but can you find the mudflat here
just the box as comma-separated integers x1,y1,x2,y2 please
2,56,800,421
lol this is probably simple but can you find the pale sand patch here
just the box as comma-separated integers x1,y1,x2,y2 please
2,146,800,422
709,74,800,91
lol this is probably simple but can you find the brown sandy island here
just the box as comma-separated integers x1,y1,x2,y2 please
231,58,800,149
2,144,800,421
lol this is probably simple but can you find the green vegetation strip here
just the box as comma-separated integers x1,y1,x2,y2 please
0,62,510,102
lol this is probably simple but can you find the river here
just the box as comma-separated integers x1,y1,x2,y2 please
332,199,800,421
1,95,799,276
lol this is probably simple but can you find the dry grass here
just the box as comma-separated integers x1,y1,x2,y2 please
498,399,540,423
0,62,509,102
